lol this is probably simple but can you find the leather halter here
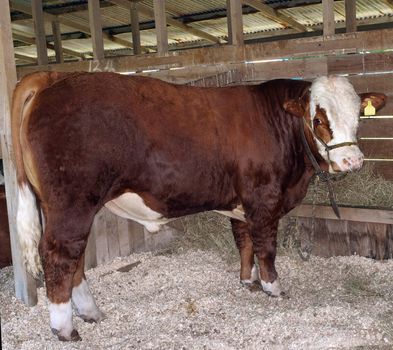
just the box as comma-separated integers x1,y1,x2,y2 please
300,117,344,218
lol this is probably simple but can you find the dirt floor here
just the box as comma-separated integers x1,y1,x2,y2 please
1,248,393,350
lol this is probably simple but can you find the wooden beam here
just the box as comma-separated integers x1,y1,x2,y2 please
10,1,132,49
14,53,37,64
0,1,38,306
227,0,244,46
345,0,357,33
16,28,393,77
243,0,312,33
322,0,335,36
51,20,64,63
12,32,87,59
130,2,142,55
153,0,168,55
31,0,48,65
111,0,221,44
289,205,393,225
88,0,105,60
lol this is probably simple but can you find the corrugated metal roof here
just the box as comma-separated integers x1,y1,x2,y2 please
11,0,393,65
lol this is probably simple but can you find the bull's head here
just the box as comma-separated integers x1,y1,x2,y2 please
284,76,386,173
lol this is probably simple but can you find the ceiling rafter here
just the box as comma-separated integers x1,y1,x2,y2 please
243,0,313,32
110,0,222,44
12,31,89,59
10,1,133,49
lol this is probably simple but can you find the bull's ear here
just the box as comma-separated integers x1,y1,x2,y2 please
359,92,387,113
283,99,304,118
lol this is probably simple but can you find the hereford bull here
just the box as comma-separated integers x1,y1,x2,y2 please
12,72,385,341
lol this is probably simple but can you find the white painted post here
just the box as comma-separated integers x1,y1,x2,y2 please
0,1,38,306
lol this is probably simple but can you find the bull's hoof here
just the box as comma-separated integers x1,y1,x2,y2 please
241,280,262,293
79,311,106,324
261,279,286,298
51,328,81,342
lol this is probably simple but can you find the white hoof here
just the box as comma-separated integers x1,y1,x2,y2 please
241,264,260,285
261,279,283,297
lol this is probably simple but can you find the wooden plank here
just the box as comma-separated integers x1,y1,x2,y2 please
10,0,132,49
51,20,63,63
31,0,48,65
128,220,146,252
91,208,110,265
117,217,131,256
104,209,121,260
130,2,142,55
322,0,335,36
243,0,311,33
366,161,393,181
358,139,393,159
345,0,357,33
88,0,105,60
84,227,97,270
112,0,220,44
153,0,168,55
288,205,393,224
0,1,38,305
16,28,393,77
359,118,393,138
227,0,244,46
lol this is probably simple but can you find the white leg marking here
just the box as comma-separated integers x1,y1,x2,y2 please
72,279,105,322
261,279,283,297
49,300,73,337
17,183,42,277
241,264,260,285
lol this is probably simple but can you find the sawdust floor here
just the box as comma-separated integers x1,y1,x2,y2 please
1,250,393,349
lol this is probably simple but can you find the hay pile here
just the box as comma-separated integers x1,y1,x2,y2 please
303,163,393,209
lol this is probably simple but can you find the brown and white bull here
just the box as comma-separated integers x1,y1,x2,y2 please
12,72,385,341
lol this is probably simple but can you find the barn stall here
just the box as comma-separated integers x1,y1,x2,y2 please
1,0,393,349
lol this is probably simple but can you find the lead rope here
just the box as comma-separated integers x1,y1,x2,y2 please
297,175,318,261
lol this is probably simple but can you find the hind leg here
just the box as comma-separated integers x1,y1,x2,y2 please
72,254,105,323
230,219,259,285
40,209,95,341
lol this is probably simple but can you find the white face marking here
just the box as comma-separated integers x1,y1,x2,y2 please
261,279,282,297
48,300,73,336
310,76,364,172
105,193,172,232
17,183,42,277
72,279,105,322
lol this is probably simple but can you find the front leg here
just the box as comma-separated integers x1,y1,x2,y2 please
248,217,283,297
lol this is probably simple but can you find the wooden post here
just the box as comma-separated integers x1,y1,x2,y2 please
51,19,64,63
322,0,335,36
227,0,244,46
153,0,168,55
31,0,48,65
130,2,142,55
0,1,38,306
88,0,105,60
345,0,357,33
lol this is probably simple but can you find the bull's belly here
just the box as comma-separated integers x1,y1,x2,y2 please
105,193,246,232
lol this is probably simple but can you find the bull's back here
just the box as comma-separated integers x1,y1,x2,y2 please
25,73,254,213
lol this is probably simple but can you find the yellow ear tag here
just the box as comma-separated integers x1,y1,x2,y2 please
364,100,376,116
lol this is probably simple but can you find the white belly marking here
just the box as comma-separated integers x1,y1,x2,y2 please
215,205,246,222
105,193,171,232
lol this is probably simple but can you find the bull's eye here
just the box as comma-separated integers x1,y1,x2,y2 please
313,118,322,127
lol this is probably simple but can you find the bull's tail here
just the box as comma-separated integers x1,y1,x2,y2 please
11,71,75,277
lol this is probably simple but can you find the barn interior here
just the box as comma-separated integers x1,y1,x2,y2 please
1,1,393,348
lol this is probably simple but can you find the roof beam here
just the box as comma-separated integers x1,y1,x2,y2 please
88,0,105,60
10,1,132,49
12,31,88,59
14,53,38,64
345,0,357,33
227,0,244,46
110,0,222,44
153,0,168,55
31,0,48,65
323,0,335,36
243,0,312,33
